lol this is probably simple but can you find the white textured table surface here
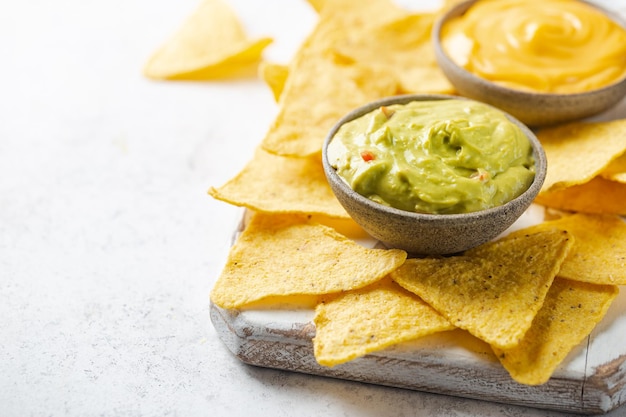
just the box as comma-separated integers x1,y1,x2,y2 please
1,1,625,416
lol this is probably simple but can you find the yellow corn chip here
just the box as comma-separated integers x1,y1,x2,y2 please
333,13,454,95
391,229,573,349
259,61,289,102
260,0,405,157
601,151,626,183
493,278,618,385
313,277,454,367
261,57,398,157
535,176,626,215
306,0,326,13
143,0,272,80
508,213,626,285
208,147,349,219
441,0,469,10
537,119,626,193
210,213,406,309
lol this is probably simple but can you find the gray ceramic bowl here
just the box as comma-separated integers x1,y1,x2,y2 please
322,94,547,255
432,0,626,127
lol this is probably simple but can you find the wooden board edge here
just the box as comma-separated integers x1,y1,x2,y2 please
210,302,626,415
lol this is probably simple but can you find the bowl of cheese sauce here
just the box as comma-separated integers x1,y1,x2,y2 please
433,0,626,126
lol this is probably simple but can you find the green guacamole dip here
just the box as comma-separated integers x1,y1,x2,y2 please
327,99,535,214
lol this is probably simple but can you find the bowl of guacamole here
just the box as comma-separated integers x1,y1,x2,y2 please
322,94,547,255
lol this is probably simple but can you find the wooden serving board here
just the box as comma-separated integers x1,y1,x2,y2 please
211,208,626,415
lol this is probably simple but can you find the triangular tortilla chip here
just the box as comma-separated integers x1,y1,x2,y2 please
208,147,349,218
143,0,272,80
508,213,626,285
333,13,454,95
600,151,626,183
537,119,626,193
391,229,573,349
210,213,406,309
493,278,618,385
260,56,398,157
313,277,454,367
259,0,404,157
535,176,626,215
259,61,289,102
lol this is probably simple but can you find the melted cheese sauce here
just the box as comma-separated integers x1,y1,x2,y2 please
441,0,626,93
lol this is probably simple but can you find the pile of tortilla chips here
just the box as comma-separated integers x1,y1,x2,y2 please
146,0,625,387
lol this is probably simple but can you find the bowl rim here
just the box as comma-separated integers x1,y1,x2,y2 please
431,0,626,98
322,93,547,223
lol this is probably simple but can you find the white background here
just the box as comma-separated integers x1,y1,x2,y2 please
1,0,625,416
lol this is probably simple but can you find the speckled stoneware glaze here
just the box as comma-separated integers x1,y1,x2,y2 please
432,0,626,127
322,94,547,255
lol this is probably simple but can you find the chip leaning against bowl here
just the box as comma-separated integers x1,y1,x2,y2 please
326,99,535,214
440,0,626,94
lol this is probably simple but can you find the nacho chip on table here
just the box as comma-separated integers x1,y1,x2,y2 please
507,213,626,285
391,229,574,349
537,118,626,193
210,212,407,309
313,276,454,367
535,176,626,216
492,278,619,386
143,0,272,80
209,147,349,219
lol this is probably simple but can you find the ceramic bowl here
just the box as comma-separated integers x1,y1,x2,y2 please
322,94,547,255
432,0,626,127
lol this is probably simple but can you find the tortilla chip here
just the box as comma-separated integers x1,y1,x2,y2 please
600,151,626,183
208,147,349,219
508,213,626,285
313,277,454,367
333,13,454,95
391,229,573,349
535,176,626,215
259,61,289,102
493,278,619,385
261,56,398,157
306,0,326,13
537,119,626,193
143,0,272,80
259,0,405,157
210,213,406,309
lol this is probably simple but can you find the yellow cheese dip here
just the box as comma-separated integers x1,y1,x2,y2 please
441,0,626,93
327,100,535,214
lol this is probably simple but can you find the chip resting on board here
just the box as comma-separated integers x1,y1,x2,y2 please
210,213,406,309
332,13,454,95
535,176,626,215
208,147,349,219
600,152,626,183
507,213,626,285
537,119,626,193
260,56,398,157
391,229,573,349
313,277,454,367
259,0,405,157
143,0,272,80
492,278,619,385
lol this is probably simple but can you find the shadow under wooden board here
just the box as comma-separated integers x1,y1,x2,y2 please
211,207,626,415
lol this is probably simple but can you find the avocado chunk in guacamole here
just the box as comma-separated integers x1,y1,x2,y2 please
327,99,535,214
